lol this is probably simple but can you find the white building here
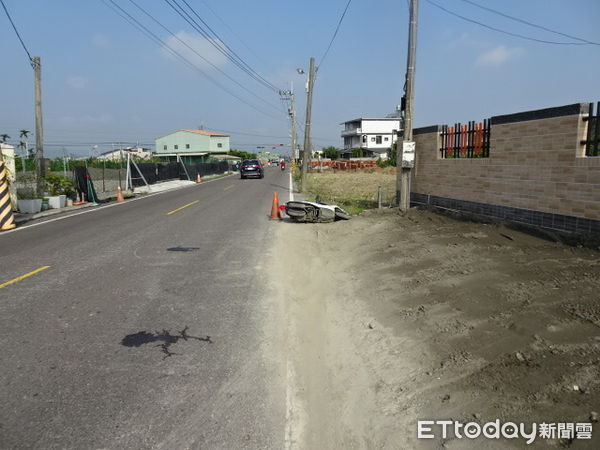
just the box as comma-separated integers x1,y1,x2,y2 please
97,146,152,161
340,117,401,159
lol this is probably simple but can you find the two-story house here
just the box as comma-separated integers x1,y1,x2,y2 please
155,129,230,163
340,117,401,159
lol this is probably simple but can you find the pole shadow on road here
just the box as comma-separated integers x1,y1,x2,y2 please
121,326,212,359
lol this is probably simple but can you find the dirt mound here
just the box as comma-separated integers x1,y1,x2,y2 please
274,208,600,448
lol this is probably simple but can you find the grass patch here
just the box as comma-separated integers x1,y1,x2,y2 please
306,168,397,215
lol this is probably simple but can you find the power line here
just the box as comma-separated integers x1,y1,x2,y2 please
456,0,600,46
179,0,282,93
425,0,588,45
163,0,282,94
318,0,353,69
101,0,282,120
197,0,270,67
126,0,282,113
0,0,33,63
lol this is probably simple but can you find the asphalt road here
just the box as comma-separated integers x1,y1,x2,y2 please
0,166,292,449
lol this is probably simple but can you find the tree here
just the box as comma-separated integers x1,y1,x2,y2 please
0,134,9,143
351,147,364,158
19,130,30,154
229,149,257,160
321,146,340,160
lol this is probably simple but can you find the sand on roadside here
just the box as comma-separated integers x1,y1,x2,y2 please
271,208,600,449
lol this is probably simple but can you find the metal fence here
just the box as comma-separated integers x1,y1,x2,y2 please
583,102,600,157
130,161,230,187
440,120,490,158
184,161,230,178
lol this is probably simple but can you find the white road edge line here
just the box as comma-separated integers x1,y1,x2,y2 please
0,174,235,236
288,170,294,202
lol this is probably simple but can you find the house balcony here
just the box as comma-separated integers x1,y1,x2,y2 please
341,127,362,137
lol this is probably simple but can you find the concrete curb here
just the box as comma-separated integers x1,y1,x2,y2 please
14,203,96,224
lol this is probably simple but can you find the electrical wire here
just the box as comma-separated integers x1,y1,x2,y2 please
318,0,353,69
179,0,282,93
425,0,588,45
0,0,33,63
197,0,270,67
163,0,282,93
126,0,282,113
456,0,600,46
101,0,282,120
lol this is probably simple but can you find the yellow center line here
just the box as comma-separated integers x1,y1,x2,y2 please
224,185,235,191
166,200,200,215
0,266,51,289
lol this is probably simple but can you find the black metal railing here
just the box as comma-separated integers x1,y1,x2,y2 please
583,102,600,157
184,161,229,178
440,119,490,158
129,161,229,187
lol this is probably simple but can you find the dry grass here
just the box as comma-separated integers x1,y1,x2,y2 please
306,168,397,215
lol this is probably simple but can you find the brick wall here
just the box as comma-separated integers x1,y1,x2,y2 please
411,103,600,234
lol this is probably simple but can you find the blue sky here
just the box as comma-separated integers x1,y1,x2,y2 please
1,0,599,157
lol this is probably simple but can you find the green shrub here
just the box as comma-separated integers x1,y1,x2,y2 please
44,174,75,196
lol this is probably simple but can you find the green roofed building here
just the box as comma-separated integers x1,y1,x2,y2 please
155,129,230,163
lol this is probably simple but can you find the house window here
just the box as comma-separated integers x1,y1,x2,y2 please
376,135,382,144
163,145,167,150
217,143,222,148
371,137,376,142
174,145,178,150
186,144,190,149
362,135,367,143
384,137,389,142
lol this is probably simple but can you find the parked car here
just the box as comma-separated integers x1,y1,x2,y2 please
240,159,264,179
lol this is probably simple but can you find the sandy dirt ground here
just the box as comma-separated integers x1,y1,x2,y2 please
271,208,600,449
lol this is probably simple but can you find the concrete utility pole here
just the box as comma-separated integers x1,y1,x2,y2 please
33,56,45,197
301,56,316,193
290,87,297,162
279,84,297,162
396,0,419,212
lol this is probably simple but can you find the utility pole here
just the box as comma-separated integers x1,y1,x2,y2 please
33,56,45,197
396,0,418,212
301,56,316,193
279,83,297,162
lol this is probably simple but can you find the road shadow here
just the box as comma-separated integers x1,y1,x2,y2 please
166,246,200,252
121,326,212,359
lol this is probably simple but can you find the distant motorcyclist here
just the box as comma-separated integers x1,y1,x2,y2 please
280,160,286,171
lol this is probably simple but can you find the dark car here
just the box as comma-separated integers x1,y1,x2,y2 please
240,159,264,179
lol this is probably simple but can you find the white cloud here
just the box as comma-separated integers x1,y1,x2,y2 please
67,76,88,89
475,45,524,67
92,33,110,48
160,32,228,70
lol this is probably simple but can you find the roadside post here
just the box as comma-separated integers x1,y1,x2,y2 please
0,151,16,231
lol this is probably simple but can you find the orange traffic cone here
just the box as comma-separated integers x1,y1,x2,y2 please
196,173,203,183
116,186,125,202
269,192,281,220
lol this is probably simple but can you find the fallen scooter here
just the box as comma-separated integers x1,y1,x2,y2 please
285,201,351,223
